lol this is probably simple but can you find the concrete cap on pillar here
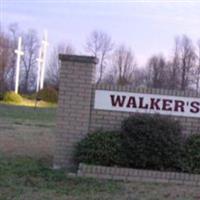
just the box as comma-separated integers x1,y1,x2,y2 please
59,54,98,64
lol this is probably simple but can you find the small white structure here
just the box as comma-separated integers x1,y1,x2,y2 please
40,30,49,90
14,37,24,94
36,47,43,93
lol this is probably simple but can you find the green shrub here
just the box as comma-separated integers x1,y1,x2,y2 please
74,130,123,166
37,87,58,103
3,91,23,103
121,114,183,171
182,134,200,174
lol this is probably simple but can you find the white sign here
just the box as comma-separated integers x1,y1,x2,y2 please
94,90,200,118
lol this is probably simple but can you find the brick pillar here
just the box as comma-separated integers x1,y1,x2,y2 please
53,54,97,170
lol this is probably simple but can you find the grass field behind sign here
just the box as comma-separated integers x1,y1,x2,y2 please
0,104,56,122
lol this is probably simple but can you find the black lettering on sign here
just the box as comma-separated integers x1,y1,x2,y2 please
110,95,126,107
190,101,200,113
126,97,137,108
162,99,173,111
139,97,148,109
150,98,161,110
174,100,185,112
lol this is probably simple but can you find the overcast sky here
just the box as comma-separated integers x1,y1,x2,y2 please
1,0,200,66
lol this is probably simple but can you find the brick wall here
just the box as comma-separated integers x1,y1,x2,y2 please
78,163,200,186
53,54,97,169
54,54,200,169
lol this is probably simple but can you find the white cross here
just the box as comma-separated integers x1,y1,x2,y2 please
14,37,24,94
40,30,49,90
36,47,43,92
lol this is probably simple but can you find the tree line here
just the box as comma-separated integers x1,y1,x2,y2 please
89,31,200,94
1,23,200,95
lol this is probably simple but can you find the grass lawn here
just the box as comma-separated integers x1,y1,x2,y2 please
0,156,200,200
0,104,56,158
0,104,200,200
0,156,120,200
0,103,56,123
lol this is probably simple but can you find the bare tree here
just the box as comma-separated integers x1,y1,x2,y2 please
85,30,113,83
177,35,196,90
110,44,136,85
102,72,116,84
194,40,200,94
5,23,20,91
0,27,10,93
3,24,38,93
46,42,74,89
21,29,39,93
146,54,167,89
168,37,181,90
133,67,147,88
